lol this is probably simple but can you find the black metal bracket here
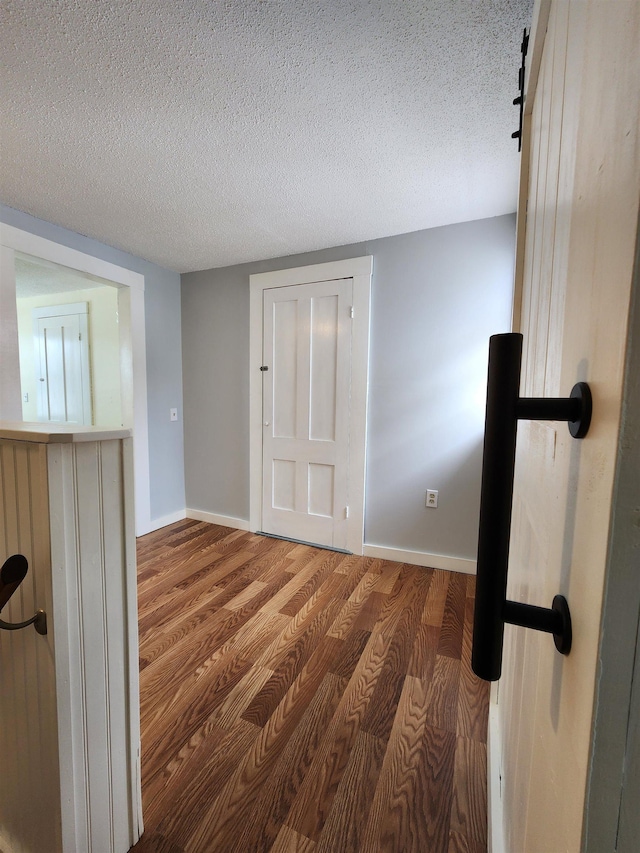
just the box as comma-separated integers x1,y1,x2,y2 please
471,333,591,681
503,594,572,656
512,28,529,151
0,554,48,636
0,609,47,635
516,382,592,438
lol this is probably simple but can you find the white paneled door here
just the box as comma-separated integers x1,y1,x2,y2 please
262,278,352,550
35,303,92,425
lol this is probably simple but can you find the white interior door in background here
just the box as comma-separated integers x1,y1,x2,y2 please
262,279,353,550
34,302,92,425
250,256,372,555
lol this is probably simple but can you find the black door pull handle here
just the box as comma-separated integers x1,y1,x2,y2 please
471,333,591,681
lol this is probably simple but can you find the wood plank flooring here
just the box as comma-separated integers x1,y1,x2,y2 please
130,520,489,853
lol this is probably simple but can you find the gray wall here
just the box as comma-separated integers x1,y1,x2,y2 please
0,204,186,524
182,214,515,562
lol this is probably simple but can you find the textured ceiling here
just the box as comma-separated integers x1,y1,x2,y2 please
14,254,113,298
1,1,532,273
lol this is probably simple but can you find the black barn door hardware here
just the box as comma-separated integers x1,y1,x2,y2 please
0,554,47,636
512,28,529,151
472,333,591,682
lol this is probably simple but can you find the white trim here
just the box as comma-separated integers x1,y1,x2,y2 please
249,256,373,289
362,543,477,575
32,302,88,319
186,509,250,530
1,223,144,290
249,256,372,555
122,437,144,841
0,224,152,536
147,508,187,532
249,279,265,538
0,245,22,420
488,685,505,853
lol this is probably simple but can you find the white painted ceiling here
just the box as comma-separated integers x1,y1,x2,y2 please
1,0,532,273
14,253,115,298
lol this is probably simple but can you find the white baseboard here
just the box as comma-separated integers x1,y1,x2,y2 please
147,519,477,574
488,687,505,853
147,509,187,532
362,543,476,575
186,509,250,531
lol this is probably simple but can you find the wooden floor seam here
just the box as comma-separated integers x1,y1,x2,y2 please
131,520,489,853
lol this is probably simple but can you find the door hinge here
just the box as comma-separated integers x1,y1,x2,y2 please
260,365,269,371
345,506,349,519
78,332,82,341
349,306,354,319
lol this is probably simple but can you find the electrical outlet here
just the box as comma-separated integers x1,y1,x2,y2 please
170,408,178,421
425,489,438,508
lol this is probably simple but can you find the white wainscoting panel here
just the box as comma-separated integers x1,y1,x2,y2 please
48,437,142,853
0,430,141,853
0,439,61,853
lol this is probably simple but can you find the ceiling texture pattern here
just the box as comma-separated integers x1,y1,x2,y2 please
1,0,533,272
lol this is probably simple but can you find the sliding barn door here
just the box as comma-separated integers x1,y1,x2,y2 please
494,2,640,851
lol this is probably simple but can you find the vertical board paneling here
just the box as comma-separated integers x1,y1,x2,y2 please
100,439,132,853
49,437,142,853
497,1,640,851
122,435,143,838
503,6,573,849
542,1,572,397
0,439,62,853
1,431,140,853
75,440,114,850
48,440,92,853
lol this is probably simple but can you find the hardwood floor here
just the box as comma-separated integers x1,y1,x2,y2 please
131,520,489,853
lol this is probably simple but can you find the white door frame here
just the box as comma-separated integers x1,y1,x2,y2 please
249,256,372,555
0,223,152,536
